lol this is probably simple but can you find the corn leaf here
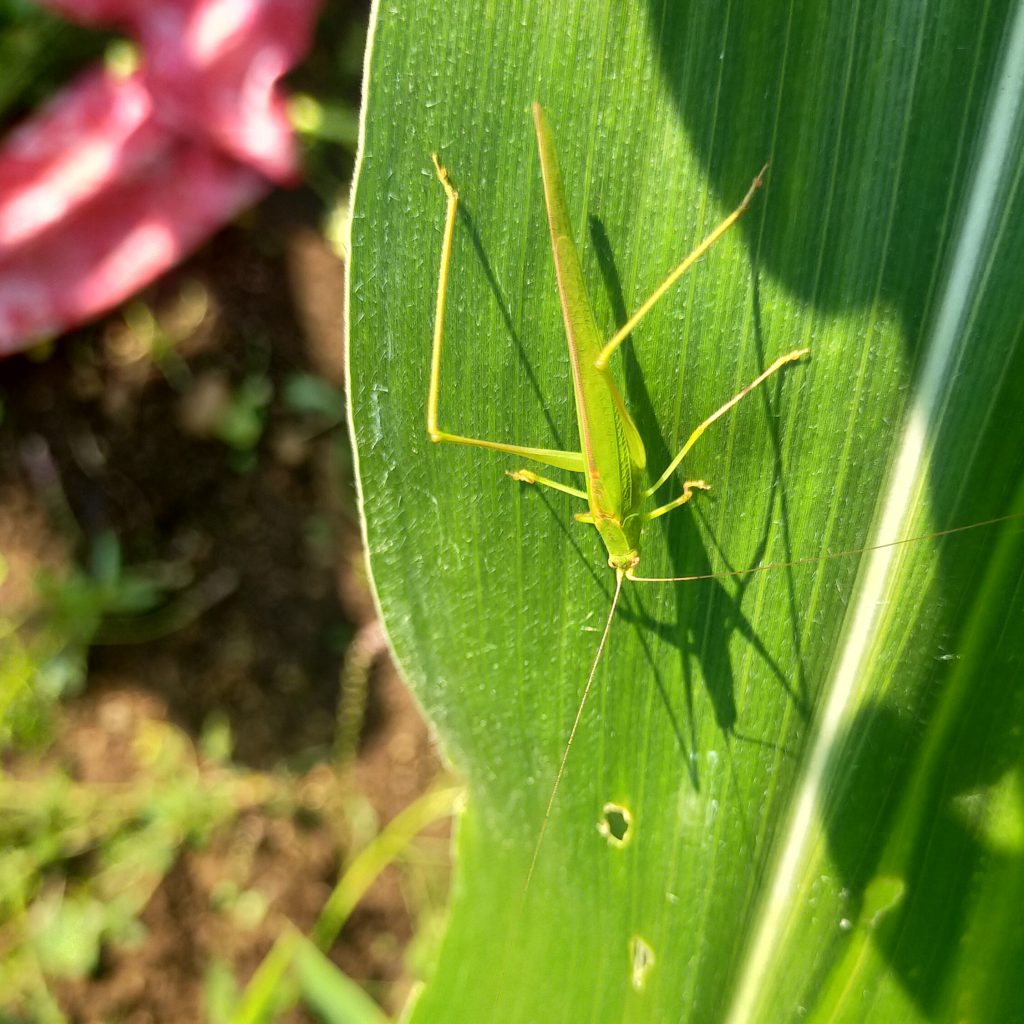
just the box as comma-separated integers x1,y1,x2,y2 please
347,1,1024,1020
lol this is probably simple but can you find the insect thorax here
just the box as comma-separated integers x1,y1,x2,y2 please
595,513,643,571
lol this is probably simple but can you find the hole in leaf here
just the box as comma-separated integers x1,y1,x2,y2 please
629,935,655,991
598,802,632,846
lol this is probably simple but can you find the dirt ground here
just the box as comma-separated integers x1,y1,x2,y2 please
0,188,447,1022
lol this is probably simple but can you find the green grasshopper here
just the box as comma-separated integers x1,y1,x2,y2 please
427,103,809,880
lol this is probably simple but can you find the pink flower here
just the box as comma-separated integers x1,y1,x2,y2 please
0,0,321,356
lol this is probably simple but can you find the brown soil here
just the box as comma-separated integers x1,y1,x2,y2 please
0,189,447,1023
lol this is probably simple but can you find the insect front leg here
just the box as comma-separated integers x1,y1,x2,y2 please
646,480,711,521
508,469,588,501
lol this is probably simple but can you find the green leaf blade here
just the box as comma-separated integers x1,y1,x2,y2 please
348,2,1024,1021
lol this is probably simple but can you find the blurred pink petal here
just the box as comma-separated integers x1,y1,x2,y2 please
0,0,320,356
0,143,265,346
0,69,160,249
41,0,318,181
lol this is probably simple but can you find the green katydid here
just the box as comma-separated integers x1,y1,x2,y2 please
429,105,807,588
428,103,806,876
424,103,1017,884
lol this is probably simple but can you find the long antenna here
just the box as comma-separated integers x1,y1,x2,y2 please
524,569,625,894
628,512,1024,584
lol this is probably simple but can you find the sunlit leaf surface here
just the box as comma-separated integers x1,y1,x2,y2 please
348,2,1024,1020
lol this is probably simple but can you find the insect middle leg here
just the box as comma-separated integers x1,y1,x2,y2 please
645,348,808,499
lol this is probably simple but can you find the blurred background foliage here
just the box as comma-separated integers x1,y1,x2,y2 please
0,2,456,1022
